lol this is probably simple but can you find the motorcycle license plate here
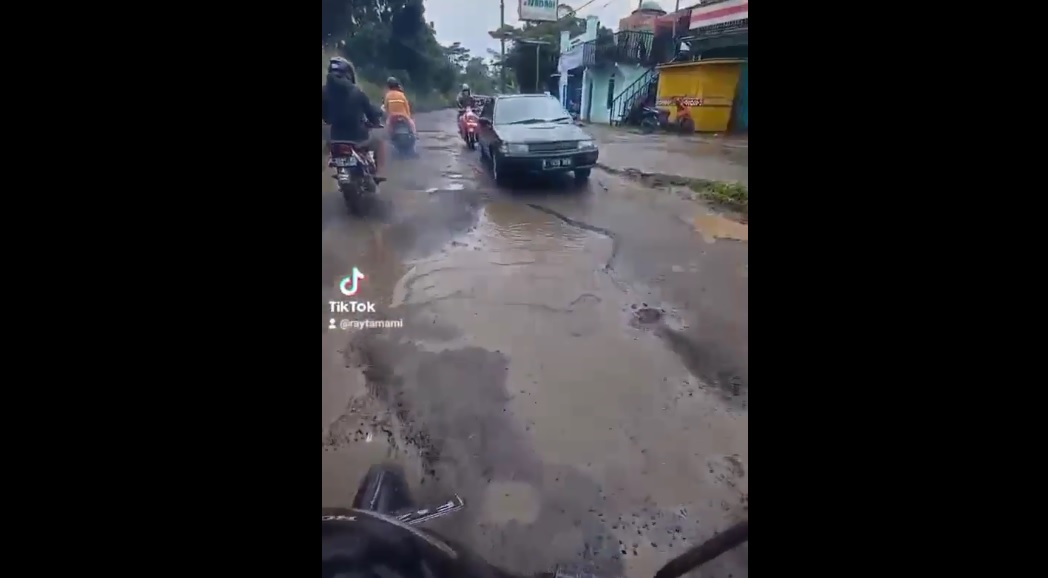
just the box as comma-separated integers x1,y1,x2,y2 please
333,156,357,167
543,158,572,169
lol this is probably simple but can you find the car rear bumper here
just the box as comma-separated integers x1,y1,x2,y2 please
501,150,599,174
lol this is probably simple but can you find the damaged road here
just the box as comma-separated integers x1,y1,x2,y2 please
322,110,748,578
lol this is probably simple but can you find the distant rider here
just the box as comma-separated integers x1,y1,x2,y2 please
456,84,472,116
383,77,416,137
321,56,386,181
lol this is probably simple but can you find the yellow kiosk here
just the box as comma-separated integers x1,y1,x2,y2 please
654,58,746,133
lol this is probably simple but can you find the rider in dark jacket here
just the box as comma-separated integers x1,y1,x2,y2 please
322,56,386,179
455,84,472,117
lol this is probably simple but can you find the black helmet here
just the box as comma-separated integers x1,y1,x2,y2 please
328,56,355,82
386,76,401,90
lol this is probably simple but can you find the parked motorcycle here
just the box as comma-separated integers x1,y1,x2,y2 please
638,106,663,134
389,115,417,156
327,125,382,216
458,108,479,150
323,463,748,578
638,105,695,135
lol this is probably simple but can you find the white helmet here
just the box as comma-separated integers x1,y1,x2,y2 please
461,84,470,91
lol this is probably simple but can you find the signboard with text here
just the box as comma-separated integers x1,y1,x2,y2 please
519,0,558,23
690,0,748,30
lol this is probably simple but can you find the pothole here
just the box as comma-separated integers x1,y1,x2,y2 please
630,305,663,326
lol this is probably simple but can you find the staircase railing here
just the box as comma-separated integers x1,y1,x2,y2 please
609,68,658,127
605,23,690,126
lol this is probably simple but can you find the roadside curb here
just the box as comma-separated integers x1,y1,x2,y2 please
596,163,748,221
596,163,712,188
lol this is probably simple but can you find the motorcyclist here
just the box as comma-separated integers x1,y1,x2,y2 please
321,56,386,181
456,84,472,117
383,76,417,138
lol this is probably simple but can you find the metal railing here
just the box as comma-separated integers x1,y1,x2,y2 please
609,68,658,126
575,31,661,68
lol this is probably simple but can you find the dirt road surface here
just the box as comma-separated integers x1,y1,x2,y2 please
322,111,748,578
584,124,748,187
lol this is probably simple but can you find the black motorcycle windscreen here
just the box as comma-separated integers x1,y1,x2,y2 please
322,509,516,578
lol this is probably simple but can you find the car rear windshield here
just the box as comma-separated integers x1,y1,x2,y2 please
495,97,571,125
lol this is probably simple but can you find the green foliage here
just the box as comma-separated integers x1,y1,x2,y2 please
498,18,613,93
688,180,749,213
322,0,498,108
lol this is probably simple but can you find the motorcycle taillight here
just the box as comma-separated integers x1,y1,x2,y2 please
332,144,354,156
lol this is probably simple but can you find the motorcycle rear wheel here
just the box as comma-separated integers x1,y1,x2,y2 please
340,176,377,216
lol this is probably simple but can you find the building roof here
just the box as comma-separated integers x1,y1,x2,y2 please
656,58,746,71
637,1,667,12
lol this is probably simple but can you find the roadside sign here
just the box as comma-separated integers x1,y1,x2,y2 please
519,0,558,23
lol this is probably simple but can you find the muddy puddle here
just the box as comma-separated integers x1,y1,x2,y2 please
686,211,749,244
391,201,604,309
389,200,743,477
323,111,748,577
378,200,748,578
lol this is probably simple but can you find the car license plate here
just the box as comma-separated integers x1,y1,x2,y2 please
333,156,357,167
543,158,572,169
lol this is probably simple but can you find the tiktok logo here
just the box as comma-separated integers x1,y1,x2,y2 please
339,267,366,296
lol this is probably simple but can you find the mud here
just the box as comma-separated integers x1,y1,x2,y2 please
584,123,748,187
322,111,748,577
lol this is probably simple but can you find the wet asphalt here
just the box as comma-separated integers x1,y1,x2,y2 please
321,111,748,578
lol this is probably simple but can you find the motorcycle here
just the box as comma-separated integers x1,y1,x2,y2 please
458,108,480,150
638,106,663,134
323,463,748,578
327,123,383,216
388,115,417,156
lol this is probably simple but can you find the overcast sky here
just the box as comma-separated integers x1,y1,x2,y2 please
424,0,671,59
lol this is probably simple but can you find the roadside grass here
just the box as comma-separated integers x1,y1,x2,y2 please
688,180,748,214
598,163,749,218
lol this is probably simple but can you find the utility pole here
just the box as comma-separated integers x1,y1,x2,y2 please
500,0,507,93
518,39,550,93
535,43,541,92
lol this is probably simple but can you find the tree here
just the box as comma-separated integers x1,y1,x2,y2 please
462,57,497,95
322,0,458,98
496,16,593,93
443,42,472,71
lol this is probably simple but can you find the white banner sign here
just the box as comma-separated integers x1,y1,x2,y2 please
519,0,558,23
558,44,585,72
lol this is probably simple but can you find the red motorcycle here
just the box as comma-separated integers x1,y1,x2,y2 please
328,135,380,216
458,108,479,150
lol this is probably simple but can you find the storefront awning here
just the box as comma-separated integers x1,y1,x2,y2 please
558,43,587,73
